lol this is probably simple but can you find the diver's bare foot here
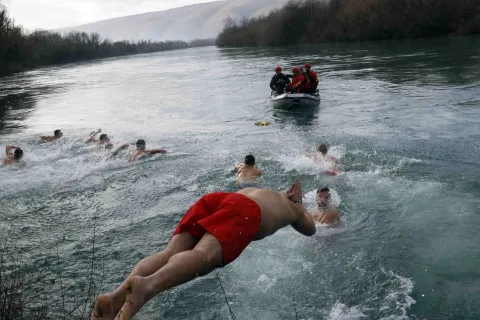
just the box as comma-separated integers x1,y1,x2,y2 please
114,277,150,320
91,294,115,320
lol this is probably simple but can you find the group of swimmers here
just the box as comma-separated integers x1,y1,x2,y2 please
3,129,344,320
233,143,341,226
2,127,343,320
2,128,168,166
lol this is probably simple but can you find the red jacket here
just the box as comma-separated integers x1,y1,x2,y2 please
287,74,311,93
306,71,319,88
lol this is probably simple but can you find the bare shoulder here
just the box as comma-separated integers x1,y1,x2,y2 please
330,207,340,214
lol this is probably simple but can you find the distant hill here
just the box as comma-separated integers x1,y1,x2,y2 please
56,0,289,41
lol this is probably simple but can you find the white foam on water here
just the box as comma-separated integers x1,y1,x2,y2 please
314,222,348,237
256,274,278,293
278,154,324,175
327,303,368,320
275,142,345,175
378,269,416,320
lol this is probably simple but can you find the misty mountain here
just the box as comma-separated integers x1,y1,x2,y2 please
56,0,289,41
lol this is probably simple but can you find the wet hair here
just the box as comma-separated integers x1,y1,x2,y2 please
136,139,146,148
244,154,255,166
318,144,328,154
54,129,63,138
317,187,330,194
99,134,108,142
14,149,23,160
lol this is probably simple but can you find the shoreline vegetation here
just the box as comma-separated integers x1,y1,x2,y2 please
216,0,480,47
0,1,215,77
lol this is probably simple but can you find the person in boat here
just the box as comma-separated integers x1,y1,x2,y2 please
304,63,319,94
270,66,292,94
110,139,167,162
91,180,316,320
86,129,114,150
40,129,63,142
2,145,24,166
287,67,311,94
234,154,263,184
311,187,341,225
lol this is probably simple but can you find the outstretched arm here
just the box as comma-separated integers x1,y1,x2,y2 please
148,149,167,155
40,136,53,141
85,129,101,143
286,181,316,236
110,143,130,157
291,207,316,236
5,145,18,156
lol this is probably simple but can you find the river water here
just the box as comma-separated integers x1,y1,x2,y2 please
1,36,479,320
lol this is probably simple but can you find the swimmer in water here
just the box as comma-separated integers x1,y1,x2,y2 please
110,139,167,162
85,129,102,143
315,144,338,163
311,144,340,174
310,187,341,225
86,129,114,151
2,145,24,166
91,180,316,320
40,129,63,142
234,154,263,184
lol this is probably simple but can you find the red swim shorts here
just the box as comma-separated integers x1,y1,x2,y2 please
173,192,261,265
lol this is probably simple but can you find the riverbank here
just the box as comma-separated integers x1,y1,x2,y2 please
0,2,214,77
216,0,480,47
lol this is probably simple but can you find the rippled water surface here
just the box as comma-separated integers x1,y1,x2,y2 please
1,36,480,320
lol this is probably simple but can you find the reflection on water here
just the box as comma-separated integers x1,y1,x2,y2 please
0,91,35,133
271,103,320,126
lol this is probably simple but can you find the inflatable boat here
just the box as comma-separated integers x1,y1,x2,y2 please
271,90,320,108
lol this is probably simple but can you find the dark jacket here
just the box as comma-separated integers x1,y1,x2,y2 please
270,73,293,92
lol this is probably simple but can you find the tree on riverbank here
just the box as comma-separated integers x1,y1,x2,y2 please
0,2,214,77
217,0,480,47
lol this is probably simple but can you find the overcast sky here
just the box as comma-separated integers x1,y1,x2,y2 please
5,0,218,30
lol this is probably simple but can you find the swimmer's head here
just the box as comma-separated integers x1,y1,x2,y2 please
316,187,331,208
14,149,23,160
99,134,110,143
318,144,328,155
136,139,146,150
245,155,255,166
54,129,63,139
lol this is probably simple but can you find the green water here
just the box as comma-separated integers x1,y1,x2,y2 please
1,36,479,319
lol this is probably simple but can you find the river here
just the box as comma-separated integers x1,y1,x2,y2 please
1,36,479,319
